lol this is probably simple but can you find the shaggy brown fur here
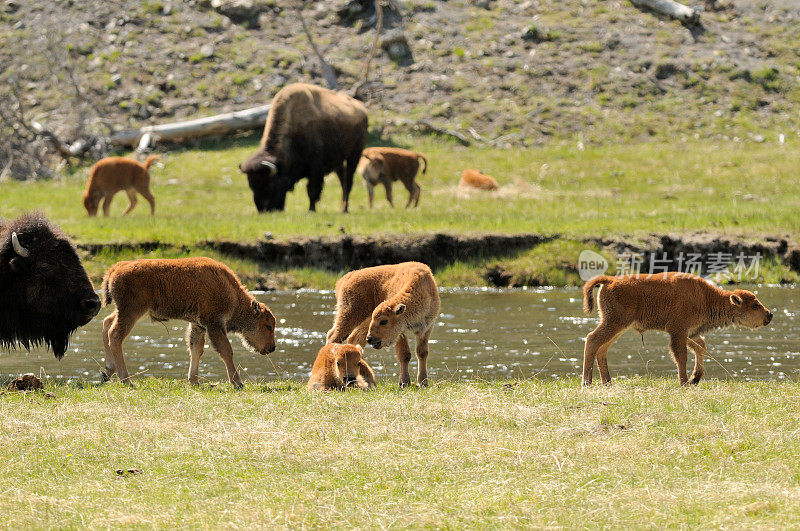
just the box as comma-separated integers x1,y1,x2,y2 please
326,262,440,386
100,257,277,387
83,155,160,216
459,168,498,190
307,343,376,391
357,147,428,208
582,273,773,386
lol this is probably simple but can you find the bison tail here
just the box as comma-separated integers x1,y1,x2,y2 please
417,153,428,174
583,275,613,314
143,154,162,171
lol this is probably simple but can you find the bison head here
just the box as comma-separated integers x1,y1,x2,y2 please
729,289,773,328
239,151,291,212
366,302,407,350
0,213,101,359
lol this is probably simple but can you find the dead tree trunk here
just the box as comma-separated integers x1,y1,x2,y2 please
630,0,700,23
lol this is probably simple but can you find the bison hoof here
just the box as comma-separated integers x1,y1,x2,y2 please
100,372,110,383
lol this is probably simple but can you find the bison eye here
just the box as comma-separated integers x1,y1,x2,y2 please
379,319,388,326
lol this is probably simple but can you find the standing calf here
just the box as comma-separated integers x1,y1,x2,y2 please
582,272,773,386
307,343,376,391
358,147,428,208
83,155,159,216
327,262,440,386
101,257,277,387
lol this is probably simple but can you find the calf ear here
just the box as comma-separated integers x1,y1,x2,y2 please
730,294,743,306
395,304,406,315
354,344,363,354
251,299,261,315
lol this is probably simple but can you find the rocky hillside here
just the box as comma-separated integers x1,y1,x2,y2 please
1,0,798,149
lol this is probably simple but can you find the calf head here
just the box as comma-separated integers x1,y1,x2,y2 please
0,213,101,358
366,301,406,349
239,151,290,212
239,300,277,355
359,154,383,185
83,192,100,216
331,343,365,386
729,289,773,328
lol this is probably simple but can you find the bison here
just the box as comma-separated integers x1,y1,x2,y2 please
582,272,774,386
459,169,498,190
358,147,428,208
326,262,440,387
0,212,101,359
307,343,376,391
239,83,368,213
100,257,277,387
83,155,160,216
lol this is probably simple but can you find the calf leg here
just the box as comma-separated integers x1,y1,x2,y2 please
101,311,117,381
583,323,624,386
409,181,421,208
382,180,394,208
688,334,706,385
207,325,243,388
101,192,115,217
415,327,432,387
122,189,138,215
669,331,690,386
395,333,412,387
365,181,375,209
186,323,206,385
106,310,141,384
139,188,156,215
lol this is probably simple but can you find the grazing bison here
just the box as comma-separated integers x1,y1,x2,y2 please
307,343,376,391
326,262,440,387
0,212,101,359
459,169,498,190
582,272,774,386
83,155,160,216
100,257,277,387
358,147,428,208
239,83,368,213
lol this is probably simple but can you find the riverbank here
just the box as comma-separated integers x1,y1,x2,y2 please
2,378,799,527
1,136,798,289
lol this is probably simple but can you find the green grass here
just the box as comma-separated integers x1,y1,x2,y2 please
2,378,800,527
1,134,798,245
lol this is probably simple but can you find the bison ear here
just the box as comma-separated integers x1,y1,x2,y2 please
251,300,261,315
238,163,244,173
395,304,406,315
9,257,29,273
730,294,743,306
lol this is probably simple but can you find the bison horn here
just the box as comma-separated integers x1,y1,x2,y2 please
260,160,277,177
11,232,30,257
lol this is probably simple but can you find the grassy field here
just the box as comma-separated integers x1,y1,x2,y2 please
1,134,798,288
2,377,800,527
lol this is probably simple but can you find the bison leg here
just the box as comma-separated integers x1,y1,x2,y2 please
688,334,706,385
122,189,138,216
395,333,412,387
107,310,141,385
207,325,243,388
307,175,324,212
186,323,206,385
342,154,360,213
414,327,432,387
583,323,623,386
101,311,117,381
669,331,690,385
382,180,394,208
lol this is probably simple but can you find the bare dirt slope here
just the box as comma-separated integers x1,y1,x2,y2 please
1,0,798,147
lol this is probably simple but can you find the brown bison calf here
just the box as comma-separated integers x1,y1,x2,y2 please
459,169,498,190
100,257,277,387
83,155,159,216
326,262,440,387
582,272,773,386
307,343,376,391
358,147,428,208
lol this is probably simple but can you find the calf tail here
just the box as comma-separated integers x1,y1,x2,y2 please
417,153,428,174
583,275,613,314
101,264,120,306
143,154,162,171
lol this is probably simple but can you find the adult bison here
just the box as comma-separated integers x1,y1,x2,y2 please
0,212,101,359
239,83,368,213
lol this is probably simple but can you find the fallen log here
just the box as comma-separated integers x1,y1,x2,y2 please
391,118,472,146
630,0,700,23
108,104,272,148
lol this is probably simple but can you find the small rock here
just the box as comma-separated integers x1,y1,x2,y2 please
200,44,214,58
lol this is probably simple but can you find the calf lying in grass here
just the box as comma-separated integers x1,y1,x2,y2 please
307,343,376,391
101,257,277,387
327,261,440,387
582,272,773,386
